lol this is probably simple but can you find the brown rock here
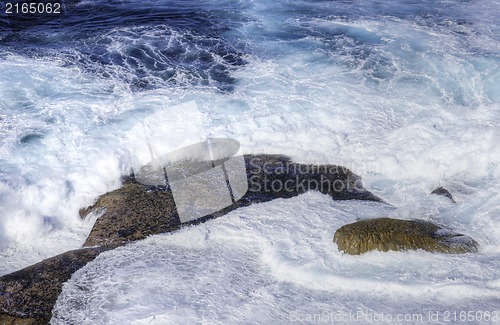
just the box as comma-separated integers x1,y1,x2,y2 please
0,314,38,325
334,217,479,255
81,183,181,247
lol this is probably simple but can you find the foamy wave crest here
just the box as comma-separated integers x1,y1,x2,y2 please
52,193,500,324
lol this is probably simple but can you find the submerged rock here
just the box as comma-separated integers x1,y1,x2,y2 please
431,187,456,203
334,217,479,255
0,246,115,325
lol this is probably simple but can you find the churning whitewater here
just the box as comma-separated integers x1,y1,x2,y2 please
0,0,499,323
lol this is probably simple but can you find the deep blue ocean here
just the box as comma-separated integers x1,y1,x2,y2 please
1,0,499,323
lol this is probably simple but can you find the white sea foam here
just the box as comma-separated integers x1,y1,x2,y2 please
52,192,500,324
0,55,191,274
0,0,499,322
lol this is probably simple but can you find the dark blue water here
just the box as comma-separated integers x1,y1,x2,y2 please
1,0,249,91
1,0,494,92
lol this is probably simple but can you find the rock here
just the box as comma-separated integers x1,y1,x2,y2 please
243,154,382,203
0,314,38,325
81,182,181,247
0,153,383,323
431,187,456,203
81,154,383,247
0,246,116,324
334,217,479,255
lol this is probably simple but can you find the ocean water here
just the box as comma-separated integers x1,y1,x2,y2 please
0,0,499,323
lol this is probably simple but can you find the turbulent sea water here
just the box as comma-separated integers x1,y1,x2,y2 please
0,0,499,323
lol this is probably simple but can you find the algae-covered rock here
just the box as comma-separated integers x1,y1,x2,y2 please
334,217,479,255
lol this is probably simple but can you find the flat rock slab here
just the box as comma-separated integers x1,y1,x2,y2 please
334,217,479,255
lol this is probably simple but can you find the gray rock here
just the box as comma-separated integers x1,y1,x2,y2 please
431,187,456,203
243,154,382,202
81,154,383,247
334,217,479,255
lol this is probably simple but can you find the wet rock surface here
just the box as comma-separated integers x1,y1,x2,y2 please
81,182,181,247
0,246,116,324
334,217,479,255
82,154,383,247
0,154,384,323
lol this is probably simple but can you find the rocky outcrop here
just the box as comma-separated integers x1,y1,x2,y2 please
1,154,382,324
81,154,383,247
0,246,116,324
334,217,479,255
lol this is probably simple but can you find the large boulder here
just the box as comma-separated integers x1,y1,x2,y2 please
334,217,479,255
